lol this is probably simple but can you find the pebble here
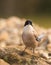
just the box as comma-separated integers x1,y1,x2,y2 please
0,59,10,65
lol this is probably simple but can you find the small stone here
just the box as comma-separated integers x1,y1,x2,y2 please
0,42,6,48
0,19,6,30
47,43,51,52
0,31,9,41
0,59,10,65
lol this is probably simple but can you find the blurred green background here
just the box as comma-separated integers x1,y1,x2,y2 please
0,0,51,28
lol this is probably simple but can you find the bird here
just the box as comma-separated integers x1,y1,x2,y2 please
22,20,39,54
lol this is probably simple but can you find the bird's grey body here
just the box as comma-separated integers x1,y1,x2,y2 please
22,21,38,53
22,20,49,55
22,25,36,48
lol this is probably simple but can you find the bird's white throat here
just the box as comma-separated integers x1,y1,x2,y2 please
23,25,34,33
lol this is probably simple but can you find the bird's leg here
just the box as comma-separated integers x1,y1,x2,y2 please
32,48,34,54
23,46,27,52
31,48,37,59
31,47,39,59
31,48,35,59
19,46,27,56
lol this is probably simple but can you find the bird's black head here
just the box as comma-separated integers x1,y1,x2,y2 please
24,20,32,26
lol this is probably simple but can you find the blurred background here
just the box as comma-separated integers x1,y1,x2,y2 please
0,0,51,28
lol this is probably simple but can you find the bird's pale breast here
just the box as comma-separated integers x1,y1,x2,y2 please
22,25,37,48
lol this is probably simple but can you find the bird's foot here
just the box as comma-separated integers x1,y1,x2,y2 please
31,55,36,59
19,51,25,56
31,54,39,60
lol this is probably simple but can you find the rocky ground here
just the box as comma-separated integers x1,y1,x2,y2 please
0,16,51,65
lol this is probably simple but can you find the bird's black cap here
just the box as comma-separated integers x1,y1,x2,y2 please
24,20,32,26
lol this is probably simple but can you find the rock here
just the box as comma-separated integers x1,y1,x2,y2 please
0,19,6,30
0,42,6,48
47,43,51,52
47,29,51,42
37,58,49,65
0,59,10,65
0,31,9,41
36,49,50,59
6,16,25,28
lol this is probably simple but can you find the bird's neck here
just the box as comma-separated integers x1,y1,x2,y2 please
23,25,34,33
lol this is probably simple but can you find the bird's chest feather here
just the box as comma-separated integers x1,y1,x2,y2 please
22,25,34,43
22,31,35,48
